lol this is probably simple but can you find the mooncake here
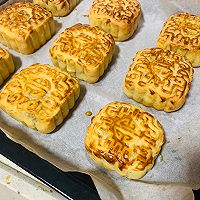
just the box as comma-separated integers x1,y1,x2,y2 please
33,0,79,16
0,2,55,54
85,102,164,179
0,48,15,85
124,48,194,112
0,64,80,133
157,13,200,67
89,0,141,41
50,23,115,83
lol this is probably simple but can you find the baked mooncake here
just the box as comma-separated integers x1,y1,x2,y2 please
124,48,194,112
85,102,164,179
33,0,79,16
157,13,200,67
0,2,55,54
0,48,15,85
0,64,80,133
50,23,115,83
89,0,141,41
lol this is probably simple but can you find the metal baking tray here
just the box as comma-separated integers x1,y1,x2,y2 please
0,129,101,200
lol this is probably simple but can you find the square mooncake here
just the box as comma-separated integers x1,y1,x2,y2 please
123,48,194,112
89,0,141,41
157,13,200,67
0,64,80,133
50,23,115,83
85,102,164,179
0,2,56,54
33,0,79,17
0,48,15,85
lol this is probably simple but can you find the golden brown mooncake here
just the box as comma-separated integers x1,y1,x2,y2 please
49,23,115,83
157,13,200,67
89,0,141,41
33,0,79,17
0,2,56,54
123,48,194,112
0,48,15,85
85,102,164,180
0,64,80,133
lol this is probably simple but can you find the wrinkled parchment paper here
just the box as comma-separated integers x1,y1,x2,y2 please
0,0,200,199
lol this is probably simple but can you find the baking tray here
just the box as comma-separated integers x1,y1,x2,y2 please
0,0,100,199
0,129,101,200
0,0,8,5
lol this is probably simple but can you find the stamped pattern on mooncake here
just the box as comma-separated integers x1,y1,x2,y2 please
90,0,141,23
157,13,200,67
0,64,80,133
85,102,164,179
50,23,115,83
124,48,194,112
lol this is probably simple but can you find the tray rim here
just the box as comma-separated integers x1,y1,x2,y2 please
0,0,8,6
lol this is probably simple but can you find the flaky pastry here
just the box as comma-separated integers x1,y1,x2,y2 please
0,64,80,133
33,0,79,16
89,0,141,41
124,48,194,112
0,2,55,54
85,102,164,179
0,48,15,85
157,13,200,67
50,23,115,83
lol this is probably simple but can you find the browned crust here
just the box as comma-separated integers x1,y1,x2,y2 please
157,13,200,50
85,102,164,179
0,48,8,58
33,0,79,16
89,0,141,24
0,2,53,40
50,23,115,83
124,48,194,112
0,64,80,133
157,13,200,67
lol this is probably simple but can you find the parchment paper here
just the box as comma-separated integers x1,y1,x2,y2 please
0,0,200,199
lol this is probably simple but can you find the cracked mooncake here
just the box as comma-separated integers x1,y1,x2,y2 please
0,48,15,85
157,13,200,67
85,102,164,179
89,0,141,41
50,23,115,83
0,2,56,54
124,48,194,112
33,0,79,17
0,64,80,133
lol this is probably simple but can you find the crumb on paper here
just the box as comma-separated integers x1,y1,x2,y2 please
160,154,164,162
175,156,182,161
85,111,92,116
82,14,88,17
38,185,52,193
17,191,20,195
39,187,47,192
178,137,182,140
149,173,154,178
6,175,11,184
166,140,170,143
